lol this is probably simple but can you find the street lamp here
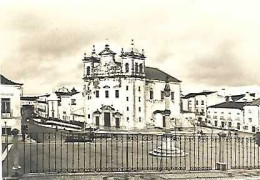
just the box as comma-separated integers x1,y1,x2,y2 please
4,121,7,147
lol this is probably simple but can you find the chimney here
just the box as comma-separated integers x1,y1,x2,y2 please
228,95,233,102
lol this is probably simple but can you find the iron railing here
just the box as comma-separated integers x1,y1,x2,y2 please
2,132,260,177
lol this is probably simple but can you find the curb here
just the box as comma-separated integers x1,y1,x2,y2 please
18,170,260,179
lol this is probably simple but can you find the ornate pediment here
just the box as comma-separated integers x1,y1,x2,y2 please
100,105,115,111
93,109,102,115
153,110,164,115
103,85,110,89
113,111,122,116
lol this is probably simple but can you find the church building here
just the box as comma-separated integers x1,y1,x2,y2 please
83,40,181,130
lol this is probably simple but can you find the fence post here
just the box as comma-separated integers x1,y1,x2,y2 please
11,128,21,177
216,133,227,171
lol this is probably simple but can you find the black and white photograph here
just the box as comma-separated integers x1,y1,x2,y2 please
2,0,260,179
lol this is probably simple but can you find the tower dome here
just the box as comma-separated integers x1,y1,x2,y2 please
120,39,146,59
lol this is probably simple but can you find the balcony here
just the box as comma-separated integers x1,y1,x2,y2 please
1,112,12,118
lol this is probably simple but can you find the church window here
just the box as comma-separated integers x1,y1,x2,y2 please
127,117,129,121
139,117,142,122
1,98,10,113
139,64,143,73
139,107,141,112
71,99,76,105
105,90,109,98
150,91,153,100
115,90,119,98
171,92,174,101
138,97,141,102
88,114,90,119
161,91,164,100
127,107,129,111
126,86,129,91
96,90,99,98
126,97,129,101
87,66,90,75
135,63,138,73
138,86,141,91
125,63,129,73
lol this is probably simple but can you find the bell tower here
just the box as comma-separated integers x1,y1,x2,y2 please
120,39,146,77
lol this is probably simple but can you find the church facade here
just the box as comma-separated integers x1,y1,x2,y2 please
83,41,181,130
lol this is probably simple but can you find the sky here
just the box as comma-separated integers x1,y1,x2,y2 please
1,0,260,95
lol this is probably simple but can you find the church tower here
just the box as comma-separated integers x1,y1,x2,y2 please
120,39,146,77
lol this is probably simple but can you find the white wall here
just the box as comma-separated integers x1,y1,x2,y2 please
145,80,181,128
207,107,243,130
0,84,22,132
244,105,260,132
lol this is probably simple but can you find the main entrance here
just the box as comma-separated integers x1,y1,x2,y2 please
95,116,100,127
104,112,111,127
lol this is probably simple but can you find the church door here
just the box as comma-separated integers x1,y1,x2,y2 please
104,113,111,127
95,116,100,127
163,116,166,128
115,118,120,128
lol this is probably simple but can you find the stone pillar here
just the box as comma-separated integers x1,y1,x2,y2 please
216,133,227,171
164,76,171,133
11,128,21,176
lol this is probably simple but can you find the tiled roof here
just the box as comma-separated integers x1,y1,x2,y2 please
208,102,248,110
225,93,255,102
55,87,80,97
144,67,181,83
183,91,216,99
250,98,260,106
0,74,23,86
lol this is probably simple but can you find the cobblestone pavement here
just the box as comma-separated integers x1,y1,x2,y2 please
8,170,260,180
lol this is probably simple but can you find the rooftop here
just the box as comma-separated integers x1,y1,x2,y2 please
21,96,38,101
208,102,248,110
98,44,116,56
183,91,216,99
249,98,260,106
55,87,80,97
0,74,23,86
145,67,181,83
225,93,255,102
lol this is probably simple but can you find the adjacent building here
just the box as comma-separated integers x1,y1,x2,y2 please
0,74,23,134
21,96,38,108
35,87,85,122
207,101,246,130
207,97,260,133
182,91,226,123
82,41,181,130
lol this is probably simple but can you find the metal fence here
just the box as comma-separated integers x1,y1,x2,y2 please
2,132,260,177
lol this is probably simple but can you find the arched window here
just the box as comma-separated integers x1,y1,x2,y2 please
87,66,90,75
125,63,129,73
139,63,143,73
135,63,138,73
